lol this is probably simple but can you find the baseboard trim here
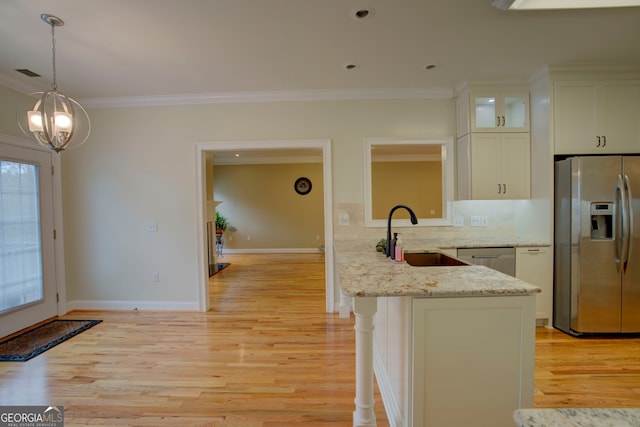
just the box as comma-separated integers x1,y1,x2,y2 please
66,300,200,312
373,341,404,427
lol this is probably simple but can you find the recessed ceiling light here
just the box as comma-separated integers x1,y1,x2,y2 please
351,8,375,20
235,153,240,157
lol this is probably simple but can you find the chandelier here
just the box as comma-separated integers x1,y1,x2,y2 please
17,14,91,153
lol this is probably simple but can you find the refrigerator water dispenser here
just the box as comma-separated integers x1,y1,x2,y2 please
590,202,613,240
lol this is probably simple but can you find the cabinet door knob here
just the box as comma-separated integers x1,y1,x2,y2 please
496,116,500,127
597,136,601,147
498,184,502,194
501,116,505,127
602,136,607,147
503,183,507,194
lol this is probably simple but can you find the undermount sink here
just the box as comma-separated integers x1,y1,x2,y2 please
403,251,469,267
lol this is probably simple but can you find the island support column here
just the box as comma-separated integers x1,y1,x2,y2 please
352,296,378,427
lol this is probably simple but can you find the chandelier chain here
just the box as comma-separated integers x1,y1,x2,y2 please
50,20,57,91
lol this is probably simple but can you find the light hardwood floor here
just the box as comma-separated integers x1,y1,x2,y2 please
0,253,388,426
534,326,640,408
2,253,640,426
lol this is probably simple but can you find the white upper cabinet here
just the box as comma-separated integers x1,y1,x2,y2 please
457,133,530,200
554,81,640,154
457,89,530,136
456,84,531,200
471,93,529,133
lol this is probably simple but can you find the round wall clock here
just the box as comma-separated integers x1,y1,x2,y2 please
294,177,312,195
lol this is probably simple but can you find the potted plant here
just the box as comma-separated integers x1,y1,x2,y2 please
215,211,234,235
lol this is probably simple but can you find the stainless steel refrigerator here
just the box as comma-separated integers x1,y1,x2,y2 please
554,155,640,335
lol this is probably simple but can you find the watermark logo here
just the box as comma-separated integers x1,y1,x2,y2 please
0,406,63,427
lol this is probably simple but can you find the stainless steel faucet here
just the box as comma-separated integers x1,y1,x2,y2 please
386,205,418,257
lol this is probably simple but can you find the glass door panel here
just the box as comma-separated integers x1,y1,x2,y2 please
0,143,57,338
0,160,44,312
504,96,527,129
474,97,497,128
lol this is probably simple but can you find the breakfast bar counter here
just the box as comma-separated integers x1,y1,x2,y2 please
336,241,539,298
335,240,540,427
514,408,640,427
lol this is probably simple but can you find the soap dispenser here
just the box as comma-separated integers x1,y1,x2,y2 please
395,234,404,262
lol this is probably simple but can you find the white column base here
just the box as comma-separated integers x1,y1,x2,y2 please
352,296,378,427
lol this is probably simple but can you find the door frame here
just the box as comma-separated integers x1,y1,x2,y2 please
0,133,66,335
194,139,334,312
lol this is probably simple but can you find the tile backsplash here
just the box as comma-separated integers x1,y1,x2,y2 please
333,199,550,245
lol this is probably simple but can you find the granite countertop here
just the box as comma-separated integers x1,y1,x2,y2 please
514,408,640,427
335,240,541,298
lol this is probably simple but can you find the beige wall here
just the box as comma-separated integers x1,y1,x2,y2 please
0,86,34,139
57,98,455,308
214,163,324,249
372,161,442,219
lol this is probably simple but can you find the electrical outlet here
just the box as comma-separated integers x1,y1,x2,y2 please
339,213,350,226
481,216,489,227
470,216,482,227
454,216,464,227
147,221,158,232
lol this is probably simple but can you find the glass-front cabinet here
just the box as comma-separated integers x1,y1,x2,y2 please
470,93,529,133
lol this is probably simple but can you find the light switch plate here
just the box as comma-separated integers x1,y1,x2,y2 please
147,221,158,232
454,216,464,227
470,216,482,227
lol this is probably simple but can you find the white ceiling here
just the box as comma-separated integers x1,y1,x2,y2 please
1,0,640,106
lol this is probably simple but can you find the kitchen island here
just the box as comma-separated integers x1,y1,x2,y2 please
336,241,540,427
514,408,640,427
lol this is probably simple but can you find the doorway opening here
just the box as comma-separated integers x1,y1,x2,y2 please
194,139,333,313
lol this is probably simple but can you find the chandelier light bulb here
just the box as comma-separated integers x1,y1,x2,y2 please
54,112,72,130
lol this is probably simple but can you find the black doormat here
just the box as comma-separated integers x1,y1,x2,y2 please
0,319,102,362
209,262,231,277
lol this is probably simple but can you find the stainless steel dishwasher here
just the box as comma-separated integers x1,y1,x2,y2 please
457,247,516,277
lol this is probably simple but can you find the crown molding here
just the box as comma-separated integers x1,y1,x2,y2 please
547,62,640,79
77,87,454,109
0,73,455,108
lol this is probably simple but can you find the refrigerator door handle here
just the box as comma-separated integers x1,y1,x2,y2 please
624,174,634,273
617,174,629,273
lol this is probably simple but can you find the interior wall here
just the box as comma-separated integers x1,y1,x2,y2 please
0,86,34,139
57,98,456,309
371,161,442,219
0,86,553,310
214,162,324,250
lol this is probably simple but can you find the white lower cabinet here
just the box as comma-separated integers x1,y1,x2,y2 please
374,295,536,427
515,246,553,325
